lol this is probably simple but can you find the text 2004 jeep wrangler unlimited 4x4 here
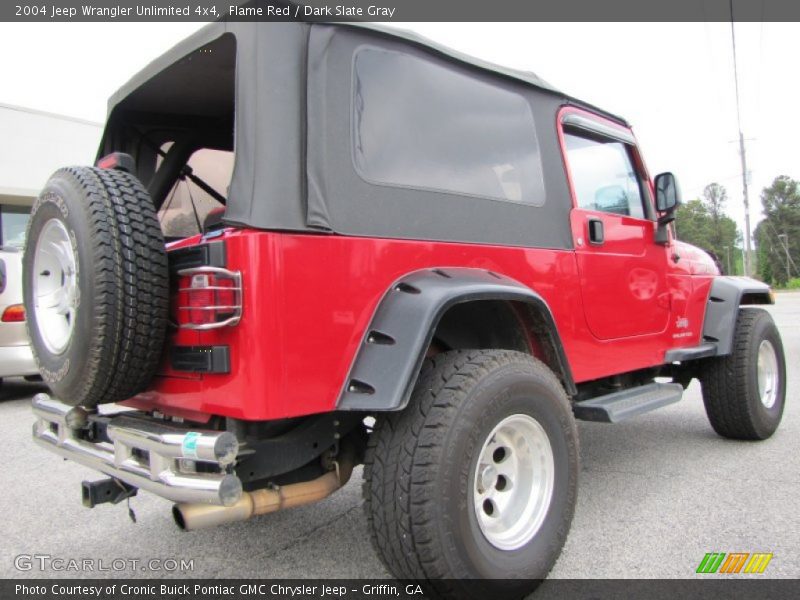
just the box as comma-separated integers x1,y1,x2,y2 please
25,21,785,597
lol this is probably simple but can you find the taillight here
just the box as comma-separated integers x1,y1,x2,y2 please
1,304,25,322
176,267,242,330
96,152,135,173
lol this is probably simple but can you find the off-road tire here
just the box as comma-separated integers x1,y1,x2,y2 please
700,308,786,440
363,350,578,599
23,167,168,407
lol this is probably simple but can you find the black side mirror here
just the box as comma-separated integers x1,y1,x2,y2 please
655,172,681,213
654,172,681,244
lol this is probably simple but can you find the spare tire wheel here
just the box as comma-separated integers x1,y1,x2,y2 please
22,167,169,407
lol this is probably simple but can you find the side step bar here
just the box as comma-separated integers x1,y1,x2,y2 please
573,382,684,423
664,342,717,363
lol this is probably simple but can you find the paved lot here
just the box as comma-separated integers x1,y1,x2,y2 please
1,293,798,580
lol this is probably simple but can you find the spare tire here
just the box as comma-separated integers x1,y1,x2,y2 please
23,167,169,407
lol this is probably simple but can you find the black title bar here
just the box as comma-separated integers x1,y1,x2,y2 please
4,579,800,600
2,0,798,22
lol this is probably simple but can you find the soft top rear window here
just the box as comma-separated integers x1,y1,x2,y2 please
102,32,236,223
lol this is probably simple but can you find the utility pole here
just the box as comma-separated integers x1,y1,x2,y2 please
730,5,753,276
737,132,753,277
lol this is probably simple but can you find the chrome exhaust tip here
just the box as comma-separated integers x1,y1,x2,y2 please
173,440,358,531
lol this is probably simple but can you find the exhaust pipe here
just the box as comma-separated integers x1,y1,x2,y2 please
173,442,357,531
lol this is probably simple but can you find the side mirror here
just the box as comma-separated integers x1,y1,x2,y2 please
654,172,681,213
654,172,681,244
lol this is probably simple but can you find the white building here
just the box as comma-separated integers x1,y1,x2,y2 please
0,103,102,247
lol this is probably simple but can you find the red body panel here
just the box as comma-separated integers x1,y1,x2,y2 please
124,105,719,422
558,106,672,340
124,225,715,422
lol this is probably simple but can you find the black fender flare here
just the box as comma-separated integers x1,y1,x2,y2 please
336,267,575,412
702,276,773,356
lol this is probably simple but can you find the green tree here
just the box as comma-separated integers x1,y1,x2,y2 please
703,183,728,252
676,199,712,247
755,175,800,285
754,221,775,284
674,183,740,274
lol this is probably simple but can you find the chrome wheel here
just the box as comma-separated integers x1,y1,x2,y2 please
32,219,77,354
757,340,779,409
473,413,555,551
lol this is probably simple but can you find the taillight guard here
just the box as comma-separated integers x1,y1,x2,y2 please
176,266,242,330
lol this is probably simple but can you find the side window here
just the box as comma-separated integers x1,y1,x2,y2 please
352,47,546,205
156,145,234,238
563,130,646,219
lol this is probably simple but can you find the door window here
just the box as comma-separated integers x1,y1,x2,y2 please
563,130,646,219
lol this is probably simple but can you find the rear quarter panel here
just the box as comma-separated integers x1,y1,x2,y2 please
126,229,711,421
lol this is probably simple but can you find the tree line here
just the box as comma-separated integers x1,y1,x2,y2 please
673,175,799,285
754,176,799,286
674,183,739,274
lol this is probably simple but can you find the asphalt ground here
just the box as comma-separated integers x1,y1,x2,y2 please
1,293,798,580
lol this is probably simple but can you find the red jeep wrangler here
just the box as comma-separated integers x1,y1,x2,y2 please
24,21,785,597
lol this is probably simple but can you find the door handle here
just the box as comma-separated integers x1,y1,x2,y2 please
588,218,604,245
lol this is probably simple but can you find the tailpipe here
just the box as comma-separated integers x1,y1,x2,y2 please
173,443,356,531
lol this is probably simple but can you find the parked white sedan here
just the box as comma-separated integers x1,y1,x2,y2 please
0,246,39,385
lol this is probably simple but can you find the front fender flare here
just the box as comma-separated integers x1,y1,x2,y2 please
702,276,773,356
336,268,574,412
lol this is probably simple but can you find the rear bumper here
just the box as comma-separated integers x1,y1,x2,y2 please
0,344,37,378
32,394,242,506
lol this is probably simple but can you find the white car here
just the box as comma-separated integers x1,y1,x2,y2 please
0,246,39,384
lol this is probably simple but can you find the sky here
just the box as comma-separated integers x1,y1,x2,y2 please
0,21,797,243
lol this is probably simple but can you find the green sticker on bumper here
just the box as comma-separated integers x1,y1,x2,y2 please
182,431,200,459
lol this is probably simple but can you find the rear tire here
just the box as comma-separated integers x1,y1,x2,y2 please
363,350,578,599
700,308,786,440
22,167,168,407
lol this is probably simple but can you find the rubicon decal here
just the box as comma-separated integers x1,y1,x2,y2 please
696,552,773,574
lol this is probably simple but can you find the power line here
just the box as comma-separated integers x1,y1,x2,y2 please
730,0,754,277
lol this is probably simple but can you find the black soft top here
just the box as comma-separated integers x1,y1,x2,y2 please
104,22,621,118
99,22,629,249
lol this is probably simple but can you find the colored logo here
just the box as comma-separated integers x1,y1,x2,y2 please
696,552,773,574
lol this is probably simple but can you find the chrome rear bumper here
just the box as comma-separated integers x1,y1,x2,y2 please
32,394,242,506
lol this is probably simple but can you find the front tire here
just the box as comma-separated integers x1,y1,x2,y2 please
363,350,578,599
700,308,786,440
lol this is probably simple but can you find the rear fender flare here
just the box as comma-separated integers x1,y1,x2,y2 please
336,268,575,412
